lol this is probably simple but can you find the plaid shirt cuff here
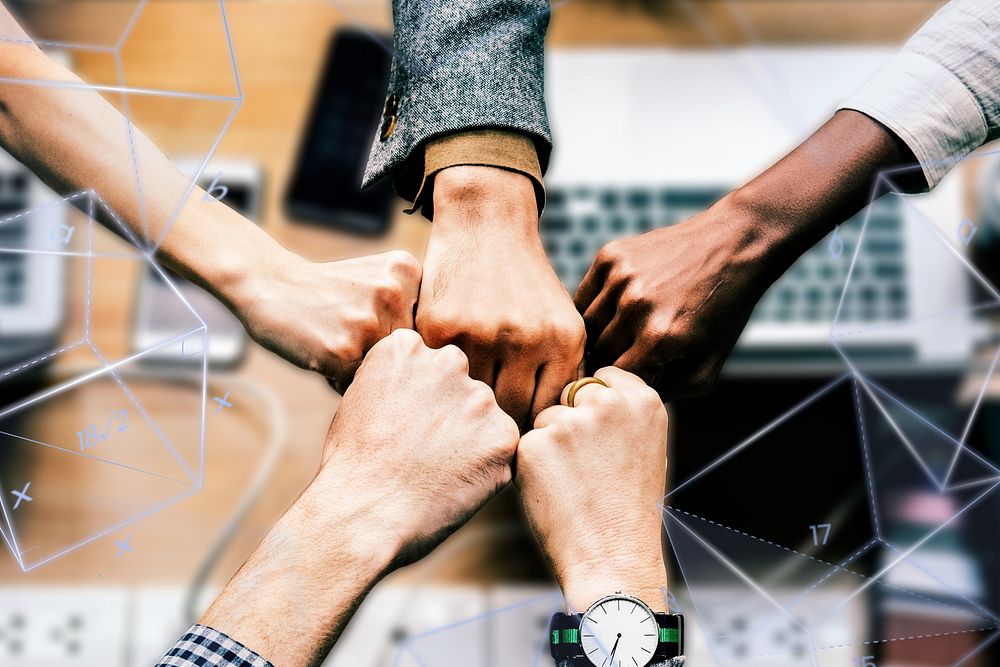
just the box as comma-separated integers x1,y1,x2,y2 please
157,624,273,667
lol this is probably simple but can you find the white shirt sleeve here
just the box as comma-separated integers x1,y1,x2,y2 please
839,0,1000,189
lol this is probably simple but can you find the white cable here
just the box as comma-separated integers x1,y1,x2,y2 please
182,371,288,623
35,361,288,623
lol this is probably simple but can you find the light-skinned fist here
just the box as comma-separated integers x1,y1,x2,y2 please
516,367,669,611
318,328,521,565
416,165,585,429
234,249,422,393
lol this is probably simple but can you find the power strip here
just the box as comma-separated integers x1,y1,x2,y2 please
325,584,488,667
0,586,219,667
0,587,130,666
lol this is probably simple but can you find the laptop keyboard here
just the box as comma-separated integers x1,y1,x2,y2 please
0,170,31,306
541,186,908,325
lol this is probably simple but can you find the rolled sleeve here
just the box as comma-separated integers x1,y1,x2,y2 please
156,624,274,667
840,51,988,189
839,0,1000,190
363,0,552,198
408,128,545,219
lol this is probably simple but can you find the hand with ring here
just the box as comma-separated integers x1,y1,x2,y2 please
515,367,670,611
563,376,609,408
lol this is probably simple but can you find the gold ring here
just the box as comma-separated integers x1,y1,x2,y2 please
566,377,609,407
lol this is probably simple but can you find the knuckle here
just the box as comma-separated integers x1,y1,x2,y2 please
326,336,363,364
514,438,536,470
597,240,622,265
468,379,500,406
439,343,469,370
357,312,382,340
373,279,405,309
496,326,528,350
417,311,459,346
385,249,420,276
516,433,549,470
496,412,520,448
599,388,628,409
636,384,666,411
371,276,399,297
551,311,585,339
621,285,650,310
382,327,422,352
641,318,672,345
545,416,577,444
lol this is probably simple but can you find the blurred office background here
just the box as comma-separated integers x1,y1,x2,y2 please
0,0,998,665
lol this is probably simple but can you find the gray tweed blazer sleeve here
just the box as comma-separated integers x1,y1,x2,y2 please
362,0,552,194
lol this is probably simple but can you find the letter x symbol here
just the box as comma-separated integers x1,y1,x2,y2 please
115,535,134,559
213,390,233,414
11,482,32,510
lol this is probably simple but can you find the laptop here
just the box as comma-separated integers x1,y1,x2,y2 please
542,48,972,372
0,148,66,372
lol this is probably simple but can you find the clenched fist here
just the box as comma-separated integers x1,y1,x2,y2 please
233,249,422,393
320,328,520,563
516,367,669,611
417,166,585,428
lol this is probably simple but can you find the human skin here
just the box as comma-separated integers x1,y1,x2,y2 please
0,20,420,390
516,367,670,611
200,329,520,667
576,110,920,400
417,165,586,428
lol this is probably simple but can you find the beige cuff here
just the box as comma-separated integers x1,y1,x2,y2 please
407,129,545,220
839,51,988,190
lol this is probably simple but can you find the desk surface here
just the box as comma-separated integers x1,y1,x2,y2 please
1,0,947,585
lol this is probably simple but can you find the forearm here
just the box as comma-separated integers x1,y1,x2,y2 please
200,471,398,667
557,524,668,612
0,41,278,308
721,109,917,284
742,0,1000,248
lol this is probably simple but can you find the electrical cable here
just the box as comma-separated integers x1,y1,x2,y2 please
180,371,287,623
38,361,288,625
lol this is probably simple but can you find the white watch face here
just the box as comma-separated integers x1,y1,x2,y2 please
580,596,659,667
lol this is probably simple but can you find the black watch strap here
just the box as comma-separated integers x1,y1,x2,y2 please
549,611,684,664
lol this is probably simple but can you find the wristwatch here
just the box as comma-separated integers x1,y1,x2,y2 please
549,593,683,666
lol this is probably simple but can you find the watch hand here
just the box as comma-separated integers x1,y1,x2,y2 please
608,633,621,663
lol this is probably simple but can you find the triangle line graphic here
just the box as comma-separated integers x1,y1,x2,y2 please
858,373,1000,485
0,429,191,486
856,376,951,491
664,506,1000,626
663,507,801,628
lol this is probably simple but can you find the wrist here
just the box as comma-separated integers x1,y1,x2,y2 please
298,468,402,577
722,110,915,275
158,199,295,315
558,548,668,612
712,187,801,282
432,165,539,233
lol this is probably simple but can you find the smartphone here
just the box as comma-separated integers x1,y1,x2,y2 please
285,28,395,235
133,160,261,367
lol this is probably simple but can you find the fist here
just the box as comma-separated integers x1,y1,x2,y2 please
238,250,422,392
575,207,766,400
321,329,520,564
516,367,669,610
416,166,585,428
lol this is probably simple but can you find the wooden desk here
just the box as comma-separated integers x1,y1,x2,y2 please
2,0,948,586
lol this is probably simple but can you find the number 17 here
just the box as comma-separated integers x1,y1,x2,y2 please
809,523,831,546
